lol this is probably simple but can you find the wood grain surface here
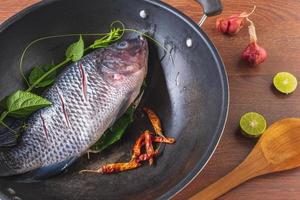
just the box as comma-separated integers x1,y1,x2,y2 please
0,0,300,199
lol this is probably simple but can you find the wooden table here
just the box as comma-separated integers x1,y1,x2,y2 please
1,0,300,199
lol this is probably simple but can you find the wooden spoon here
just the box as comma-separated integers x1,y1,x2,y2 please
190,118,300,200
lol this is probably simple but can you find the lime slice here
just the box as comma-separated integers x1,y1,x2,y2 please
273,72,298,94
240,112,267,138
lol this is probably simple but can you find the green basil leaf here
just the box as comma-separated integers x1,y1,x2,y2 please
28,64,56,88
91,106,135,152
5,90,52,118
66,35,84,62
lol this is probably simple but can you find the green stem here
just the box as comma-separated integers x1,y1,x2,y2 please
0,111,14,133
2,23,126,134
26,58,71,92
20,28,123,89
0,121,17,134
19,33,111,86
123,29,168,52
84,46,92,52
26,46,94,92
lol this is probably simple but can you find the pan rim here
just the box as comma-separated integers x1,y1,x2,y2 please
0,0,229,199
144,1,229,199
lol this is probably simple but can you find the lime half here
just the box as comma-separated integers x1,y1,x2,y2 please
240,112,267,138
273,72,298,94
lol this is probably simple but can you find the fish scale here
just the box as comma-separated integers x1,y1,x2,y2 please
0,37,148,177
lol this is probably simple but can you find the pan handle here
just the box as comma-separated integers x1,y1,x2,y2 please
195,0,223,17
194,0,223,26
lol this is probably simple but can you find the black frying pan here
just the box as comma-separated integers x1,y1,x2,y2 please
0,0,228,199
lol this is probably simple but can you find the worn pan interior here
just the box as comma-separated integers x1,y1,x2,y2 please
0,0,228,199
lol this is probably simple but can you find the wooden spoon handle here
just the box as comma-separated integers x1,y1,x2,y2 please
190,149,270,200
189,164,252,200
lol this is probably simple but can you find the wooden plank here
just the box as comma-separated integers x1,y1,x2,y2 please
1,0,300,199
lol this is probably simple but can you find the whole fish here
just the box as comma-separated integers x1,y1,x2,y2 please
0,36,148,178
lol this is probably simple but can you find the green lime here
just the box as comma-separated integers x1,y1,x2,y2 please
273,72,298,94
240,112,267,138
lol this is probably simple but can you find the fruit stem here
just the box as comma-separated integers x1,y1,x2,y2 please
240,5,256,18
247,18,257,43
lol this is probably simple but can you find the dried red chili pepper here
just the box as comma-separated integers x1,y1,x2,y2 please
79,160,141,174
216,6,256,35
137,137,175,163
145,130,155,165
81,108,176,174
241,18,267,65
132,132,146,159
143,107,164,137
100,161,141,174
138,150,159,162
80,134,176,174
131,130,155,165
152,136,176,144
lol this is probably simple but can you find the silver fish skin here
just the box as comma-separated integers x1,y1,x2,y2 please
0,37,148,177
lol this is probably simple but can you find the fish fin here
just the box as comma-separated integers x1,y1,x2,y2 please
19,157,77,180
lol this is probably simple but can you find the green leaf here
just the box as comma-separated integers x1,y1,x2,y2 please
90,29,122,49
91,106,135,152
4,90,52,118
28,64,56,88
66,35,84,62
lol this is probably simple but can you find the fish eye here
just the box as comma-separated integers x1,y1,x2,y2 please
117,41,128,49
